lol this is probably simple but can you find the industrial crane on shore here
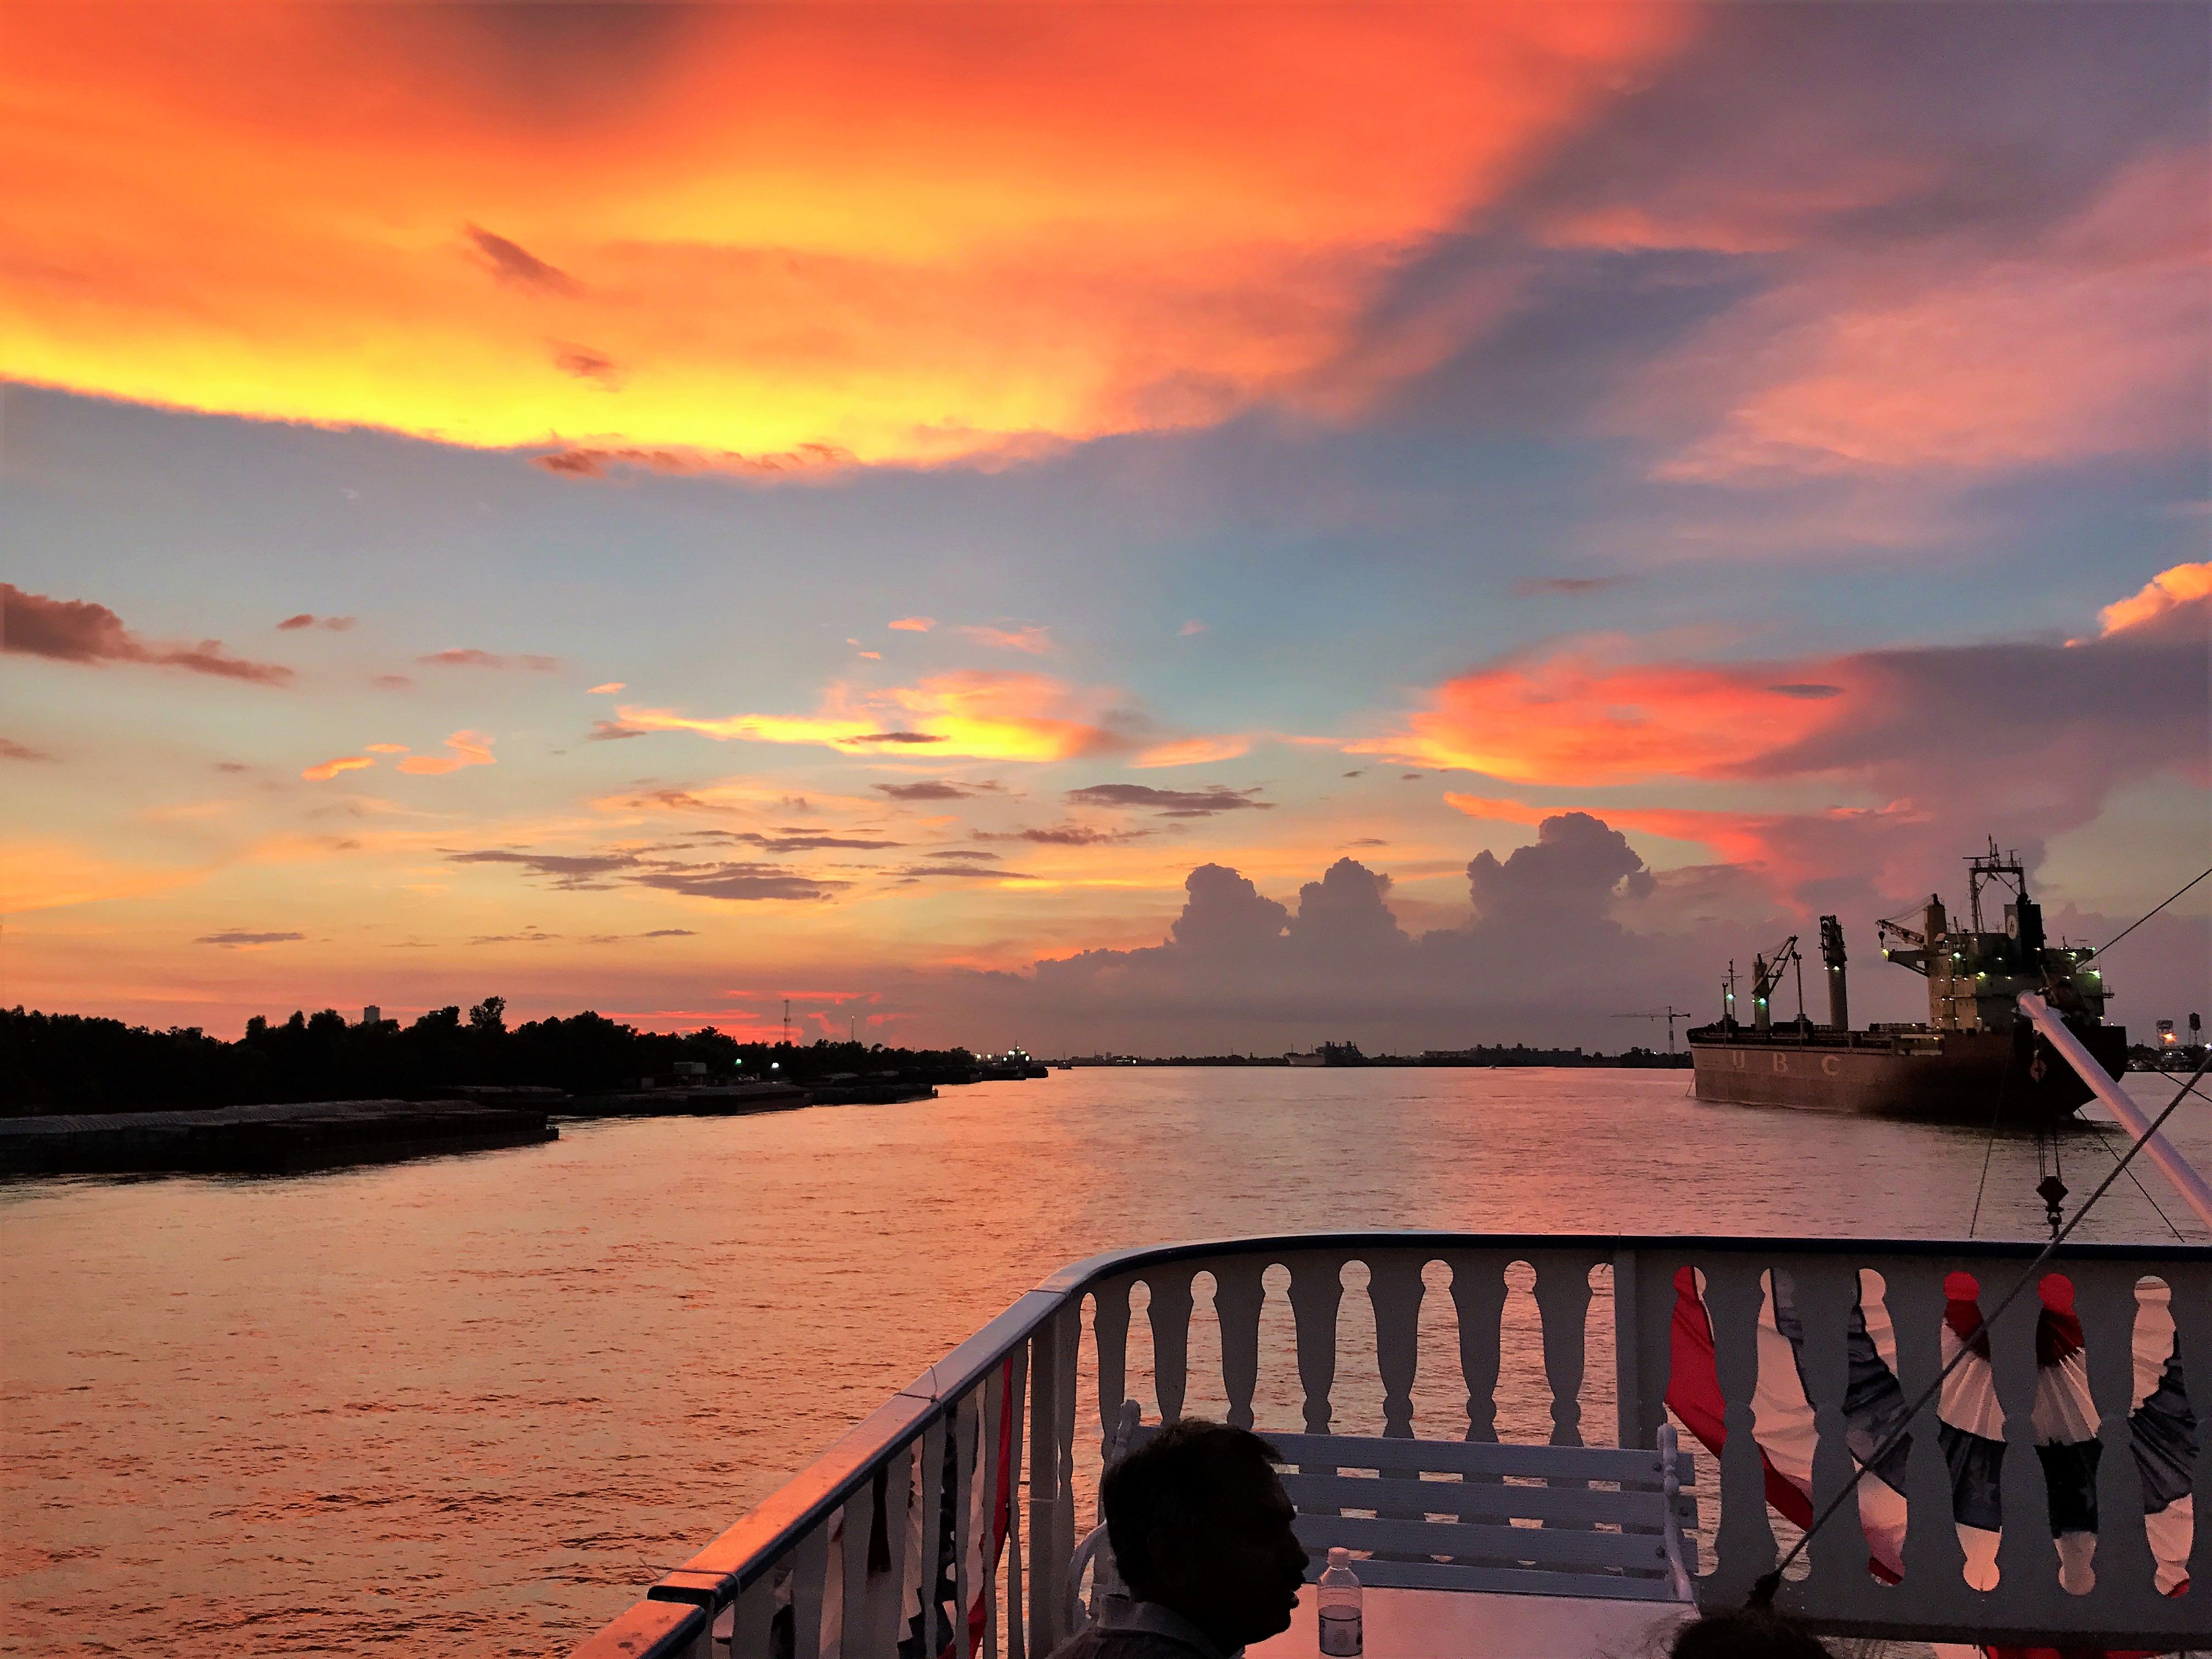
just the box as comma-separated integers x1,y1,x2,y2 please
1611,1005,1692,1053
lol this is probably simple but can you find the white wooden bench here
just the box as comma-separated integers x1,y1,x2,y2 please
1070,1407,1697,1629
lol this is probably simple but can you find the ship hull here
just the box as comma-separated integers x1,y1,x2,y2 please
1687,1022,2127,1124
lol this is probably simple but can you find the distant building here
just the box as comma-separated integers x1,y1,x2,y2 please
362,1006,381,1027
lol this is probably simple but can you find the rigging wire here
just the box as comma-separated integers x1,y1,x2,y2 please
2077,1116,2185,1242
2089,865,2211,958
1747,1046,2212,1611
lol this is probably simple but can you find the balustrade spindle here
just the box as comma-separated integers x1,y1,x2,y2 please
917,1414,948,1659
857,1444,914,1659
1531,1255,1593,1450
1003,1348,1029,1659
1985,1279,2054,1610
1884,1261,1961,1600
1287,1254,1345,1437
1447,1254,1508,1444
2074,1265,2148,1606
731,1575,776,1659
1047,1308,1080,1651
952,1389,980,1659
1702,1259,1778,1599
981,1369,1003,1659
1211,1260,1266,1431
1791,1261,1864,1606
838,1486,871,1659
1146,1272,1195,1425
1092,1286,1131,1465
2171,1263,2212,1602
1368,1254,1426,1441
1024,1326,1063,1654
793,1522,831,1659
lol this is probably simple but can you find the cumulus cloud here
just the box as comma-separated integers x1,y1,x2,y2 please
419,648,561,671
196,929,306,947
1065,783,1272,817
397,731,497,775
2095,560,2211,639
3,584,292,685
944,814,1711,1052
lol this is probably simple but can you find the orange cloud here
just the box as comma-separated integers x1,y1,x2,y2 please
586,681,625,695
0,6,1688,465
616,671,1138,763
1359,652,1848,786
888,617,936,633
302,754,376,781
1131,735,1253,769
363,742,409,754
396,730,496,775
2096,560,2212,638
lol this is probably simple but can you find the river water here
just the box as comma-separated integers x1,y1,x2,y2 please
4,1068,2205,1657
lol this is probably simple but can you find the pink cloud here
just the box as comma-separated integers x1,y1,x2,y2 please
1638,150,2211,481
276,613,356,631
396,730,497,775
888,617,936,633
587,681,625,695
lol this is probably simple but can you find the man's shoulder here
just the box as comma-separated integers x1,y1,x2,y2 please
1045,1626,1211,1659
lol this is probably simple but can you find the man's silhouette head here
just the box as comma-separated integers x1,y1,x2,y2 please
1102,1419,1309,1654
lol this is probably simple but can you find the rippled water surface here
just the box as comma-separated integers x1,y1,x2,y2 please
5,1068,2205,1656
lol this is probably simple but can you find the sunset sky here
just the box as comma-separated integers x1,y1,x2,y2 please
4,2,2207,1053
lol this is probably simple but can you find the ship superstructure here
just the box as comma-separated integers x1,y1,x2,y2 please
1873,842,2108,1035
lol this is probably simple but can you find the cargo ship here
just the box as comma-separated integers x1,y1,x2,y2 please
1687,842,2126,1122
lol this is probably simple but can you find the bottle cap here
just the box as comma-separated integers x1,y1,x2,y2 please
1328,1548,1351,1567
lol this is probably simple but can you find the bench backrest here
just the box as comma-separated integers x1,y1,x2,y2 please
1114,1417,1697,1605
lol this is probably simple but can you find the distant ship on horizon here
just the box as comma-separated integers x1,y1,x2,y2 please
1688,841,2127,1122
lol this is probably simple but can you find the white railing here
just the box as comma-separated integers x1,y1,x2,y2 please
571,1234,2210,1658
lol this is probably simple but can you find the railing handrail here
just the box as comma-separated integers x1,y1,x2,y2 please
596,1229,2208,1657
1034,1231,2208,1294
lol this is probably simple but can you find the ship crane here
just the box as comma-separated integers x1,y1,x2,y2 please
1750,935,1803,1031
1612,1006,1692,1053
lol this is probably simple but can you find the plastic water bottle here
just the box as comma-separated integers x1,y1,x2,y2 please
1317,1548,1362,1657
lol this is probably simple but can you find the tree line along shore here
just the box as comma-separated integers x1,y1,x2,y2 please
1,1001,988,1117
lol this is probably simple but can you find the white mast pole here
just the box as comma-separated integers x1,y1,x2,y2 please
2018,992,2212,1229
